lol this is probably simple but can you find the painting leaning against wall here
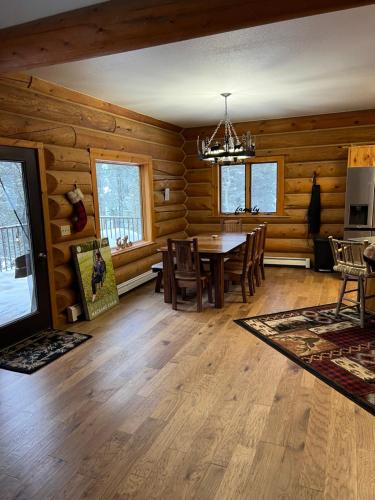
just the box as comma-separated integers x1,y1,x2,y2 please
72,238,119,320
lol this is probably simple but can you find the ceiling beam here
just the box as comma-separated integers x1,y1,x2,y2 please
0,0,374,73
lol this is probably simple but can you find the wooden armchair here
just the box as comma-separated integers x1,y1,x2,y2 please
224,231,257,303
167,238,213,312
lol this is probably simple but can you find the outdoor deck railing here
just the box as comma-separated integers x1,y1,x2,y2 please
0,224,28,271
99,216,143,246
0,216,143,271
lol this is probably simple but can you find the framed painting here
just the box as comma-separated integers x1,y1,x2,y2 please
72,238,119,320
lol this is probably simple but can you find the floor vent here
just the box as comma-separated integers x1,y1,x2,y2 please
264,256,311,268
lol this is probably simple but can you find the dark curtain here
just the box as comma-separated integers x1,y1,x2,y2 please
307,184,321,235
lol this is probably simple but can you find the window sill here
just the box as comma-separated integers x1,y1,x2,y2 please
111,240,155,256
216,214,290,221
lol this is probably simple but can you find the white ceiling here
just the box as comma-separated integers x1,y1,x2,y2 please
28,5,375,128
0,0,106,29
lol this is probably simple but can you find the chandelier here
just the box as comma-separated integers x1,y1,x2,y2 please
197,93,256,165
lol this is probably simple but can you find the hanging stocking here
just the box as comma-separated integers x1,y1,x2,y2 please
66,186,87,232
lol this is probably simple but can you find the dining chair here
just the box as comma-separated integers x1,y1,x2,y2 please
259,222,268,281
224,231,256,303
252,225,265,287
167,238,213,312
220,219,243,232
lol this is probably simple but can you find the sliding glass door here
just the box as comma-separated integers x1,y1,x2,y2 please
0,146,51,347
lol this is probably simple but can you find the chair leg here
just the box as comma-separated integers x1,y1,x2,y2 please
207,278,213,304
359,276,365,328
196,282,203,312
248,270,255,296
335,275,348,318
241,279,247,303
154,271,163,293
260,257,265,280
255,262,261,287
171,280,178,311
250,267,256,294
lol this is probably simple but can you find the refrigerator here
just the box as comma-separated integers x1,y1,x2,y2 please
344,167,375,239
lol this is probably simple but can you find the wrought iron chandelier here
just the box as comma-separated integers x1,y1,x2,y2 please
197,93,255,165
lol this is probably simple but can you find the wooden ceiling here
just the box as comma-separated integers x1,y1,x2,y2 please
1,0,375,73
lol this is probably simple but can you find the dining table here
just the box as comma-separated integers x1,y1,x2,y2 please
158,232,248,309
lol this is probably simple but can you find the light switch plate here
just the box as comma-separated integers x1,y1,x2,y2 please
164,187,170,201
61,224,71,236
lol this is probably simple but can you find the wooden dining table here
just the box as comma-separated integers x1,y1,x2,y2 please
158,233,247,308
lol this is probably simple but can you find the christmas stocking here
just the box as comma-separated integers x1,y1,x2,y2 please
66,187,87,232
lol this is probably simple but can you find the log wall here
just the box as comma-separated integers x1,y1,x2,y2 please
182,109,375,259
0,74,187,327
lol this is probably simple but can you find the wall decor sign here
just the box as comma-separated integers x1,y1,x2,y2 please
72,238,119,320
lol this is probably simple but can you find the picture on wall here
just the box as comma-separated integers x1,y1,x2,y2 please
72,238,119,320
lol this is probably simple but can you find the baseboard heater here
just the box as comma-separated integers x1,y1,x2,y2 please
67,270,155,322
264,256,311,269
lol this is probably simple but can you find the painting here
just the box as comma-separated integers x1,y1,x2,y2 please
72,238,119,320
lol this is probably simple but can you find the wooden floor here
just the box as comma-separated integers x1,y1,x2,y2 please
0,268,374,500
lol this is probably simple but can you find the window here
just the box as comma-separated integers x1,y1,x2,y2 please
92,149,154,251
218,157,284,215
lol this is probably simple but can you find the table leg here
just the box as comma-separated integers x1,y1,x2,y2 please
213,254,225,308
162,251,172,303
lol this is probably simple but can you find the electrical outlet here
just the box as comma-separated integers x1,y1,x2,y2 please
60,225,71,237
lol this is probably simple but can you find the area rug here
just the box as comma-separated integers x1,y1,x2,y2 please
235,304,375,416
0,329,92,374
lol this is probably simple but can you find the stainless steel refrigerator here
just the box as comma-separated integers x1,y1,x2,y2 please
344,167,375,239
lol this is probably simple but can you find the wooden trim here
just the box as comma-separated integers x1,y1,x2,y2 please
0,136,58,328
0,137,44,149
89,148,155,249
1,0,373,73
213,155,285,217
248,156,285,216
212,165,219,215
38,146,58,328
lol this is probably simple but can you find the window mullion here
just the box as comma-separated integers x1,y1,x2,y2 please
245,163,251,209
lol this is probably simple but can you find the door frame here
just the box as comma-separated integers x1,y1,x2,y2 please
0,138,57,332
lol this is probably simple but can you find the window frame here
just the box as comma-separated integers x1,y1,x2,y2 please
213,155,285,217
90,148,154,254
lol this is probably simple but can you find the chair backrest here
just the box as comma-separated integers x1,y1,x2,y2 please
167,238,200,280
221,219,243,233
328,236,370,271
241,232,256,275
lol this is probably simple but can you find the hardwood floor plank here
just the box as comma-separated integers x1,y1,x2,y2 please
0,268,372,499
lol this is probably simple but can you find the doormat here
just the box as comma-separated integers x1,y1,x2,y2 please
235,304,375,416
0,329,92,374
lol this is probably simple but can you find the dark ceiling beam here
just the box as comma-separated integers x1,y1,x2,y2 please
0,0,374,73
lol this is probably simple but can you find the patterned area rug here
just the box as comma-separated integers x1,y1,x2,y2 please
0,329,92,374
236,304,375,416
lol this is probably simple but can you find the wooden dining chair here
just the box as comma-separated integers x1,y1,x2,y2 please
221,219,243,233
252,227,263,288
167,238,213,312
259,222,268,281
224,231,256,303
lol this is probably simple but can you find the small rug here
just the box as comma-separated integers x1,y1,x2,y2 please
235,304,375,415
0,329,92,374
